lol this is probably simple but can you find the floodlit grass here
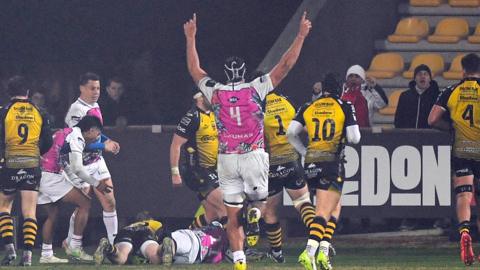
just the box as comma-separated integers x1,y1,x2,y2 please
0,235,471,269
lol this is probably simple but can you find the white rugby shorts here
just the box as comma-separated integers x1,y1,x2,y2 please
217,149,269,207
85,156,111,182
37,172,74,205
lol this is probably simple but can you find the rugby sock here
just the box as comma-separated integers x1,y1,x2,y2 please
103,210,118,244
458,220,470,235
70,234,83,249
22,218,37,251
232,250,246,263
265,222,282,252
323,216,337,243
299,202,316,228
41,243,53,257
67,211,76,243
0,212,14,245
306,216,326,257
190,214,208,229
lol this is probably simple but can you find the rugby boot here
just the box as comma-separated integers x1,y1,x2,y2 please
70,246,93,261
267,249,285,263
19,250,32,266
460,232,475,266
245,247,265,261
1,253,16,266
161,237,175,266
317,251,332,270
245,207,261,247
233,260,247,270
39,255,69,264
298,250,317,270
94,237,110,265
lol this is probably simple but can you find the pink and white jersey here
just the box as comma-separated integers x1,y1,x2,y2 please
198,74,274,154
65,98,103,164
41,127,85,174
65,98,103,127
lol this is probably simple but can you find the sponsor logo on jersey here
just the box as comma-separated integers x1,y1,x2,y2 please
228,97,239,103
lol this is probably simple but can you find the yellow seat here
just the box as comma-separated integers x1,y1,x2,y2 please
366,53,405,79
403,54,445,79
388,17,430,43
449,0,480,6
443,54,465,80
427,17,470,43
410,0,444,6
379,90,404,115
467,23,480,43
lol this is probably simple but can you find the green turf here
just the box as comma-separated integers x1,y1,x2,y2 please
0,235,473,269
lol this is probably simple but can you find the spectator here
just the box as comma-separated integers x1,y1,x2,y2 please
99,77,133,127
394,64,440,128
361,76,388,126
341,65,370,127
312,81,322,100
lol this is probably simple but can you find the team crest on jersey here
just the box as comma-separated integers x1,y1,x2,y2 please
228,97,239,103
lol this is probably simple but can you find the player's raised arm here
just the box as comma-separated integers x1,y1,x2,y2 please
184,13,208,84
269,11,312,88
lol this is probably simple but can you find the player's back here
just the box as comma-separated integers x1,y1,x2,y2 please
1,99,45,168
296,95,351,163
444,78,480,160
41,128,74,173
264,92,299,165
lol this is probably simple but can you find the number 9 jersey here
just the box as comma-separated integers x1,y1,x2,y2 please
294,95,357,163
435,78,480,160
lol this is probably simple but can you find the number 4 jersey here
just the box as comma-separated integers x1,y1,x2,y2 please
294,95,357,163
436,78,480,160
0,99,52,168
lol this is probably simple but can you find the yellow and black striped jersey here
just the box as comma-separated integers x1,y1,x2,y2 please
436,78,480,160
0,99,52,168
125,219,163,233
294,95,357,163
175,106,218,168
264,93,299,165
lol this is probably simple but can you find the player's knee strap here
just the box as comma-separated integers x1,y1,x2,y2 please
455,185,473,194
292,192,311,209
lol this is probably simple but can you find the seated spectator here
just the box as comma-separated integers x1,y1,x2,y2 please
394,64,440,128
312,81,322,100
99,77,135,127
42,79,69,128
341,65,370,127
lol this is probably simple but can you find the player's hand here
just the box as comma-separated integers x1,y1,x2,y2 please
96,180,113,194
172,174,183,188
104,140,120,155
298,11,312,38
366,76,376,89
184,13,197,39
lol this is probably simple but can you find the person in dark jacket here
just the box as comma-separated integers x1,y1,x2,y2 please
394,64,440,129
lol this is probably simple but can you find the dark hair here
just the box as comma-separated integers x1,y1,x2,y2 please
135,211,153,221
322,72,341,95
7,75,30,97
461,53,480,75
75,115,103,132
107,76,124,87
79,72,100,86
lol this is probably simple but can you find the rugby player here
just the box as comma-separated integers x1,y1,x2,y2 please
288,73,361,270
428,53,480,266
38,116,112,263
170,89,226,228
184,12,311,270
0,76,53,266
64,72,120,247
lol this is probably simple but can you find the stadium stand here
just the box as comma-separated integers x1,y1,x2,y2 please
410,0,445,7
378,89,403,115
448,0,480,7
467,22,480,43
365,53,405,79
427,17,470,43
387,17,430,43
402,53,445,79
443,53,466,79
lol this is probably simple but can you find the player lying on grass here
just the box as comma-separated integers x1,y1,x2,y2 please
38,116,113,263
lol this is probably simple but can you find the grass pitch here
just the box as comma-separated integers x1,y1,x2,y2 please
0,234,471,269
